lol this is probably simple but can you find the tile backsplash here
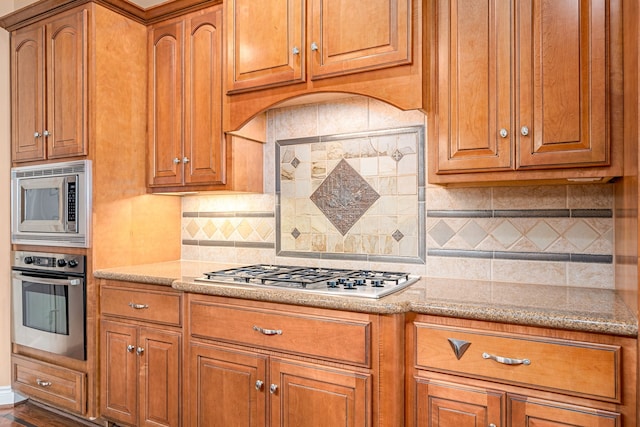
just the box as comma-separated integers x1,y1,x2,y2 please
182,95,614,288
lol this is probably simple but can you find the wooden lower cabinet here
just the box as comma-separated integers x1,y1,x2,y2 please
415,379,503,427
509,395,620,427
12,354,87,415
407,315,636,427
189,342,371,427
185,294,402,427
99,281,183,427
415,376,621,427
101,320,181,427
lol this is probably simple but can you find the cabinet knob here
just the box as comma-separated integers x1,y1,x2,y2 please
269,384,278,394
292,46,300,55
34,132,41,138
182,157,190,164
43,130,50,137
521,126,529,136
499,128,508,138
489,424,497,427
255,380,264,391
173,157,181,164
127,344,135,353
136,347,145,356
310,42,319,51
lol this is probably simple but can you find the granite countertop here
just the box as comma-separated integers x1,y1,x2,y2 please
94,260,638,337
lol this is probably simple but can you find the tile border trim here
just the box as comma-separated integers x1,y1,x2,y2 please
427,248,612,264
427,209,612,218
183,211,275,218
182,240,275,249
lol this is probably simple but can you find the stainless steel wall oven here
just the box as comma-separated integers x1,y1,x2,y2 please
11,251,86,360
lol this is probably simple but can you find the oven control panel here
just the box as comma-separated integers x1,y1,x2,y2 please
13,251,85,274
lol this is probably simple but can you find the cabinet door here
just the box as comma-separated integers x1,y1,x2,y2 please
139,328,181,427
11,23,45,162
431,0,513,173
309,0,411,79
517,0,609,168
184,8,224,185
101,320,138,427
509,395,620,426
415,378,503,427
269,359,371,427
226,0,304,93
46,9,87,159
149,20,184,187
189,343,267,427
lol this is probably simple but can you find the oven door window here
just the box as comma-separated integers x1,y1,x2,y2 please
22,282,69,335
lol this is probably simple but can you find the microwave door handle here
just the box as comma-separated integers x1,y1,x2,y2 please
12,272,81,286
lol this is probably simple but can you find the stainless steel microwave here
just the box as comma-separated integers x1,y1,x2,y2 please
11,160,92,248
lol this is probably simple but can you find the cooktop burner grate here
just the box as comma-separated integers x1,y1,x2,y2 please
198,264,419,298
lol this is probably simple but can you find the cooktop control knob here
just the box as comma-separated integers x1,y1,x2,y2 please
371,279,384,288
57,259,67,267
68,259,79,268
23,256,34,264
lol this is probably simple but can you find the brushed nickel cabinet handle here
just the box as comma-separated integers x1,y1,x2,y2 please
499,128,508,138
128,302,149,309
255,380,264,391
253,325,282,335
482,352,530,366
521,126,529,136
270,384,278,394
127,344,135,353
136,347,144,356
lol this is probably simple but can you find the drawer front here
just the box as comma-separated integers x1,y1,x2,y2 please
414,324,620,401
101,285,181,325
190,300,371,366
12,355,86,414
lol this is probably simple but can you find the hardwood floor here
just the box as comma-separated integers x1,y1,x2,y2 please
0,401,97,427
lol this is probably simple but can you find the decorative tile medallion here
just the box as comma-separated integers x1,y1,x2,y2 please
276,126,426,263
310,159,380,235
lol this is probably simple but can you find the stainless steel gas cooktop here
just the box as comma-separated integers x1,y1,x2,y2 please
195,264,420,299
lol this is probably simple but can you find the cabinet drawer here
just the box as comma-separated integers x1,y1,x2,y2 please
414,324,621,401
190,299,371,366
12,355,86,414
101,285,181,326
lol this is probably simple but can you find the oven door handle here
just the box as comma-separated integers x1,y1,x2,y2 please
12,272,82,287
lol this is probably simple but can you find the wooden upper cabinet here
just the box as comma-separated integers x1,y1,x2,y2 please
516,0,608,168
149,20,184,187
309,0,411,79
11,8,87,163
148,6,225,190
184,10,224,186
226,0,304,92
428,0,621,184
433,0,513,173
226,0,411,93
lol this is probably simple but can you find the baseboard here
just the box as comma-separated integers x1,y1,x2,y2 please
0,385,27,408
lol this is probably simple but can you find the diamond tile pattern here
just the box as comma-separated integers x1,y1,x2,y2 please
458,221,488,248
528,222,560,250
310,159,380,235
565,221,600,251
